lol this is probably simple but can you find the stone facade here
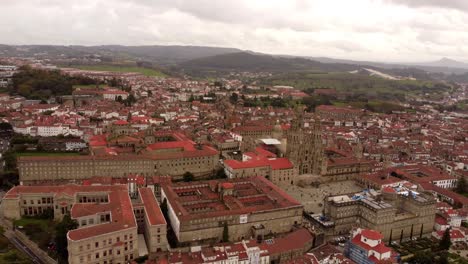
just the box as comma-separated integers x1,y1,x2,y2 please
161,176,304,247
2,184,167,264
286,112,324,175
18,147,218,185
314,191,436,243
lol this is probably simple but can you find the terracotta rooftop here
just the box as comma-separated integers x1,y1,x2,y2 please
4,185,137,242
138,187,166,226
161,176,302,221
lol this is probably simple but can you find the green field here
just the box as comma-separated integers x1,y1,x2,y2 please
260,72,452,101
16,152,82,157
14,218,51,230
71,65,166,77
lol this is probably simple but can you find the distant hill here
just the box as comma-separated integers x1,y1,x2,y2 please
86,45,242,64
304,56,468,75
410,57,468,70
1,44,467,78
0,44,242,65
179,52,360,73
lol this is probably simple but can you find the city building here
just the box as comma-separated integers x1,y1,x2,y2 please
310,185,436,243
223,151,297,186
345,228,398,264
286,111,324,175
315,105,363,121
2,184,168,264
160,228,314,264
322,148,372,182
160,176,304,246
18,128,220,184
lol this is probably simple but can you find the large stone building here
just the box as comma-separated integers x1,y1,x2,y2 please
160,176,304,246
2,184,168,264
322,148,372,182
232,125,275,152
18,128,219,184
310,186,436,243
315,105,363,121
223,157,297,186
222,146,298,186
286,111,324,175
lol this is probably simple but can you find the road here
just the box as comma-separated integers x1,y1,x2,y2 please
7,232,46,264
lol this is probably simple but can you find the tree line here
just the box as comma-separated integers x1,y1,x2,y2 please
10,66,96,100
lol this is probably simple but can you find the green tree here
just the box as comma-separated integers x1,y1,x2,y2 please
229,93,239,104
215,168,227,179
456,177,467,194
0,122,13,135
55,214,78,263
437,252,449,264
410,251,434,264
3,150,17,172
124,94,136,106
222,222,229,242
183,172,194,182
439,228,451,251
188,94,195,102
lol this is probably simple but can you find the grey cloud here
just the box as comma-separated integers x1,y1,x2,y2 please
0,0,468,62
385,0,468,11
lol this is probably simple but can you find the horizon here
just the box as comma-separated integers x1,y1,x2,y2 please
2,0,468,63
1,43,467,65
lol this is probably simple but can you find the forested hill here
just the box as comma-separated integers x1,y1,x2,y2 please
179,52,360,73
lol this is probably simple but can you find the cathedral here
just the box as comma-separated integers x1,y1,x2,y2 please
286,110,324,175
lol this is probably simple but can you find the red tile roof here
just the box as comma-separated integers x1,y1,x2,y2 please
351,234,391,255
4,185,137,241
224,157,293,170
161,176,302,221
138,188,166,226
361,229,384,240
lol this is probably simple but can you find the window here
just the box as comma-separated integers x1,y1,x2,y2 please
95,242,99,248
87,244,90,250
96,253,100,259
79,246,83,251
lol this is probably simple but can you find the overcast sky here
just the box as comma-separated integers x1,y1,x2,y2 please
2,0,468,62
